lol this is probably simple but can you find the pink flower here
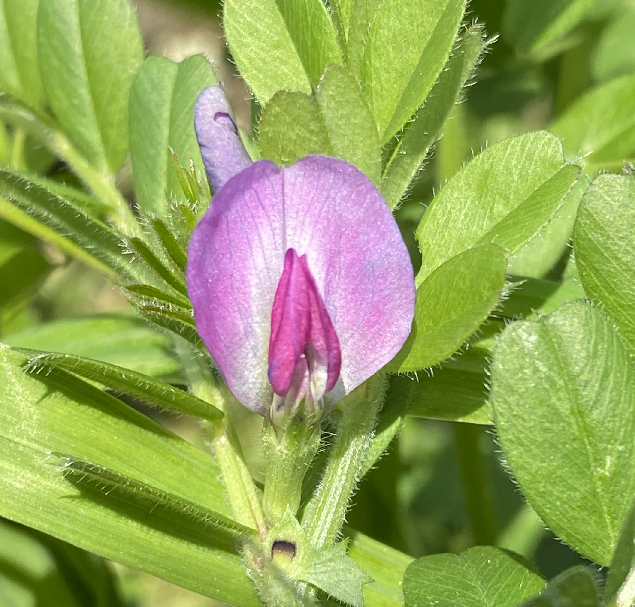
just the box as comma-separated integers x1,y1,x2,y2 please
187,87,415,422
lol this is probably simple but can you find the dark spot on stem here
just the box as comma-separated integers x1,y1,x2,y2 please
271,540,296,561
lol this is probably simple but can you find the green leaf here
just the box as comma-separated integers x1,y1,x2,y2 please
498,277,586,319
573,174,635,357
315,65,381,184
346,531,413,607
0,343,260,605
381,24,485,209
551,74,635,167
37,0,143,172
604,500,635,607
502,0,597,58
403,546,545,607
259,65,381,183
300,542,372,607
0,518,126,607
4,313,182,380
224,0,341,104
129,237,187,296
137,306,205,355
491,302,635,565
0,220,51,315
519,567,600,607
331,0,354,42
129,55,217,216
361,0,465,142
402,334,494,425
259,92,332,166
125,283,191,309
591,9,635,83
388,245,506,372
0,169,144,281
24,351,222,420
507,174,588,279
150,218,188,272
416,132,577,282
0,0,44,109
55,455,249,536
346,0,383,79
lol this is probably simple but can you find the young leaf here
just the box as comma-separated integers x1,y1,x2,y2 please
346,0,383,78
574,174,635,357
259,92,332,166
519,567,600,607
502,0,596,58
551,73,635,167
381,24,485,209
361,0,465,142
129,237,187,296
299,542,372,607
259,65,381,183
24,351,222,420
402,339,494,425
0,0,45,109
0,343,259,606
150,218,188,272
345,531,413,607
37,0,144,172
4,313,182,380
138,306,205,355
224,0,340,104
416,131,578,282
129,55,217,216
315,65,381,184
125,284,191,310
604,500,635,607
403,546,545,607
0,169,145,282
388,244,506,372
491,302,635,566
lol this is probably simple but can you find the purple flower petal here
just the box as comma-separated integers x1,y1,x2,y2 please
187,156,415,415
268,248,341,403
194,86,252,192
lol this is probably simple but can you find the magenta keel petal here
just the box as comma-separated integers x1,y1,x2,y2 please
268,248,341,404
187,156,415,416
194,86,252,192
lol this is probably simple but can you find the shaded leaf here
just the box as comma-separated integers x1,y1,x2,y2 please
502,0,597,58
591,9,635,83
519,567,600,607
551,73,635,167
604,500,635,607
574,174,635,357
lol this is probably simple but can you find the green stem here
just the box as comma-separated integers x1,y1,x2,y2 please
176,339,267,538
436,102,468,188
453,422,497,545
50,131,139,237
302,376,386,548
0,102,139,237
262,421,321,525
497,503,545,559
9,128,26,170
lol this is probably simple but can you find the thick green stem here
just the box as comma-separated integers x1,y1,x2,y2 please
302,376,386,548
262,421,321,525
453,422,497,546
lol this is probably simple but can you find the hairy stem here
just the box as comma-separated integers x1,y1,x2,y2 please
302,375,387,548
